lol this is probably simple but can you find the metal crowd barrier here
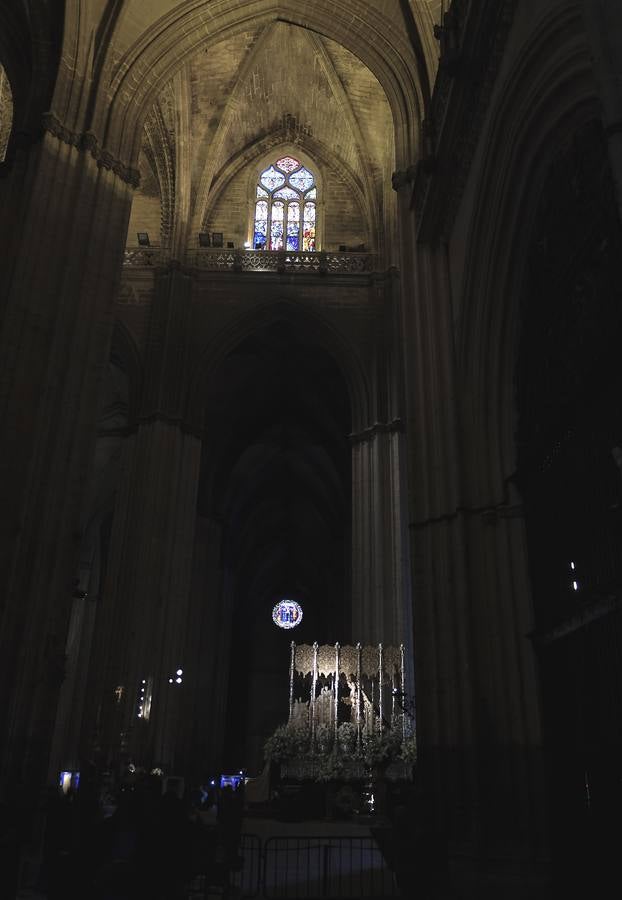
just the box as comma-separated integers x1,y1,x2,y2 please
218,833,398,899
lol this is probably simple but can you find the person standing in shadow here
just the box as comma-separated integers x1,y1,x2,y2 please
140,778,193,900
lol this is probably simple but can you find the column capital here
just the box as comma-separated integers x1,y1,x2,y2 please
348,418,404,445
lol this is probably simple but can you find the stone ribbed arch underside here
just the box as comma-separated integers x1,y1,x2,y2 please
104,0,437,98
93,0,425,169
126,12,399,251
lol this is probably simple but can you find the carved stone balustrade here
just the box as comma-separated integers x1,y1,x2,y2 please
123,247,169,267
123,247,375,274
187,248,375,274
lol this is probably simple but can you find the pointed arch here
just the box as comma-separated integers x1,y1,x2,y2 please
186,299,371,433
251,153,318,251
110,318,143,425
458,4,598,500
91,1,424,172
201,132,372,249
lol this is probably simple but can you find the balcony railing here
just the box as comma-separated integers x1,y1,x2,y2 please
123,247,166,267
123,247,375,274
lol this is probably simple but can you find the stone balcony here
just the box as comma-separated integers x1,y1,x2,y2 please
123,247,376,275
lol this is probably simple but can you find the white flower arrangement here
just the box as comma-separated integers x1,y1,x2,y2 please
263,719,417,780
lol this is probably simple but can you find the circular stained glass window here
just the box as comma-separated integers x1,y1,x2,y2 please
272,599,303,629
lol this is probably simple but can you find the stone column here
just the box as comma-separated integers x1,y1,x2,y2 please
89,265,201,771
182,515,228,780
582,0,622,218
0,124,135,790
395,171,547,865
350,269,413,687
46,536,102,783
400,228,478,840
350,422,412,648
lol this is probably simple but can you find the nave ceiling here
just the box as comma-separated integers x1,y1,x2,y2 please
136,20,398,248
94,1,443,251
2,1,445,250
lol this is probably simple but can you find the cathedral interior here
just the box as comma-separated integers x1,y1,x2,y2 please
1,1,622,897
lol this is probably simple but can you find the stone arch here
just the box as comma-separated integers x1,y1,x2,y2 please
201,134,373,252
457,4,598,503
0,0,62,157
192,303,356,766
91,1,424,173
187,298,371,434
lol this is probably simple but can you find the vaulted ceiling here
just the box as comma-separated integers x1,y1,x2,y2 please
133,21,399,250
114,0,443,253
108,0,442,67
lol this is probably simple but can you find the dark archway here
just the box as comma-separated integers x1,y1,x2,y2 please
516,119,622,892
197,317,352,770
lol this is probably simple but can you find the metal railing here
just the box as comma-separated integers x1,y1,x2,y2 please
234,834,263,898
190,833,399,899
262,835,398,899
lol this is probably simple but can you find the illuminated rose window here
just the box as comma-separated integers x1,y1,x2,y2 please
272,599,303,629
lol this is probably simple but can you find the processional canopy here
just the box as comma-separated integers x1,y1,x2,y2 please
286,641,407,741
260,640,416,781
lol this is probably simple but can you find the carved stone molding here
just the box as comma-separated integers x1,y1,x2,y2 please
349,418,404,445
143,101,175,244
42,112,141,187
186,248,375,275
136,411,203,441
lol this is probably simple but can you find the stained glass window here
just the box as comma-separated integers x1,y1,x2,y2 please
271,201,284,250
260,166,286,191
272,599,303,629
303,202,316,252
289,168,314,192
276,156,300,174
274,187,299,201
286,202,300,251
254,200,268,249
252,156,317,251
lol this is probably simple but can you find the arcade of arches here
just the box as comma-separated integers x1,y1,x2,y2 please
2,1,622,895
